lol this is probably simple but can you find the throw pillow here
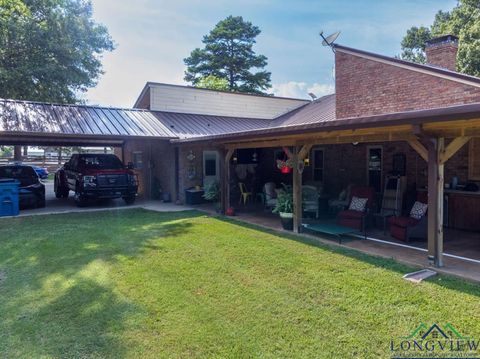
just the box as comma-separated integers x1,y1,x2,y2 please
410,201,428,219
349,196,368,212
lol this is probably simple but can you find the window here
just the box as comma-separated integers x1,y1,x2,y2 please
79,155,124,169
205,159,216,176
312,148,324,182
133,152,143,169
367,146,383,193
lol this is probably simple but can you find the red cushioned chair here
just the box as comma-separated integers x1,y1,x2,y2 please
337,186,376,231
388,192,428,242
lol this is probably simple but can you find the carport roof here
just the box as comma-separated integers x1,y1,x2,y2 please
0,99,177,139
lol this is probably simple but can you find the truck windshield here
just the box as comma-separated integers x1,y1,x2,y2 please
79,155,124,169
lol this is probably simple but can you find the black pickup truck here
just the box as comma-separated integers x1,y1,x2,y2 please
54,154,138,207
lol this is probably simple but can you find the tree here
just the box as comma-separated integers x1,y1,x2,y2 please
400,0,480,77
184,16,271,94
196,75,229,91
0,0,114,104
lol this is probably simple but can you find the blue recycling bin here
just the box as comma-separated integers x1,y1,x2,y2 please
0,179,20,217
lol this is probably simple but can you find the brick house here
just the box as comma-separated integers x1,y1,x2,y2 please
1,35,480,268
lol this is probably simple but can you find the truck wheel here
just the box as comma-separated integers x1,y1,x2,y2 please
54,178,69,199
61,188,69,198
74,191,87,207
123,196,136,205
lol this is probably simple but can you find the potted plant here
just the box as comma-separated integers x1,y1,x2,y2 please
203,181,221,212
272,186,293,230
276,158,293,174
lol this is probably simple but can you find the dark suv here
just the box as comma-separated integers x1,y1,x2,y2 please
54,154,138,207
0,165,46,208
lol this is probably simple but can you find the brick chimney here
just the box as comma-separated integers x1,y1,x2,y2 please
425,34,459,72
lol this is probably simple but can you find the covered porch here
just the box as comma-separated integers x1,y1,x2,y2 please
210,107,480,271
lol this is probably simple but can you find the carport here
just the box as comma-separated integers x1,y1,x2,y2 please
0,99,177,206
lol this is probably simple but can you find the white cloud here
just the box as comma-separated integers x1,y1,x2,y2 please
271,81,334,99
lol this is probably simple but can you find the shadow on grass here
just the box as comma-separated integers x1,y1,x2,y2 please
0,208,204,358
215,215,480,297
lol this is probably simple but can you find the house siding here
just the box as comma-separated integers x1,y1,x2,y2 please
335,50,480,119
149,84,308,119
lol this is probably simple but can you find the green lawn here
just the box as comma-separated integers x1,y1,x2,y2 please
0,209,479,358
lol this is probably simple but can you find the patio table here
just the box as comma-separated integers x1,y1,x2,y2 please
301,223,363,244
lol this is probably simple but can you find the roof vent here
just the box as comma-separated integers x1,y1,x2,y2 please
425,34,458,72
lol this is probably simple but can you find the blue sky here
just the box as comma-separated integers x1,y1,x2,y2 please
86,0,456,107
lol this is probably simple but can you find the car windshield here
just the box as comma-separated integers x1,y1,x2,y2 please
0,166,38,185
78,155,124,169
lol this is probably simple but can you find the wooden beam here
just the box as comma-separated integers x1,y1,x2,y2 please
407,138,428,162
292,146,302,233
427,138,444,267
282,146,293,159
298,144,313,160
439,136,471,164
225,132,417,150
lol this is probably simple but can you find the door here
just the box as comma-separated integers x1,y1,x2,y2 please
66,154,79,190
203,150,219,187
367,146,382,193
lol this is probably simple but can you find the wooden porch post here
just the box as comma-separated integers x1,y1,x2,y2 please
13,145,22,161
427,138,445,267
221,148,234,214
292,146,302,233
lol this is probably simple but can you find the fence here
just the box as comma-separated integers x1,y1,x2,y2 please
0,155,70,173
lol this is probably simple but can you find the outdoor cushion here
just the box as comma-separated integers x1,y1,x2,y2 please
338,209,365,219
388,216,419,228
410,201,428,219
348,196,368,212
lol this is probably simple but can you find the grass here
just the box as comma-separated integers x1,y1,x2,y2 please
0,209,479,358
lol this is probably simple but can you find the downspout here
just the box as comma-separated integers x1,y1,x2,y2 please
174,146,179,202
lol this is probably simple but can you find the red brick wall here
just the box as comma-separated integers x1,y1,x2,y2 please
426,43,458,72
335,50,480,119
115,139,176,199
249,142,471,201
177,144,221,203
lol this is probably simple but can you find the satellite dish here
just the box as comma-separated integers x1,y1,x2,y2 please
320,31,341,52
308,92,317,100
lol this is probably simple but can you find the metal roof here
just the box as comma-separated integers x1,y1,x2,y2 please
0,99,177,138
151,111,270,139
172,99,480,144
270,94,336,127
147,94,336,140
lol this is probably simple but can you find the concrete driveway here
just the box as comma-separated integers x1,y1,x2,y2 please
15,180,191,217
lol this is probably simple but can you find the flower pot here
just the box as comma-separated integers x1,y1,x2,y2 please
279,212,293,230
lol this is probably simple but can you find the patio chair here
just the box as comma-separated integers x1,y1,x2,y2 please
388,192,428,242
238,182,252,205
263,182,277,210
374,176,406,234
302,185,319,218
328,184,352,214
337,186,375,231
